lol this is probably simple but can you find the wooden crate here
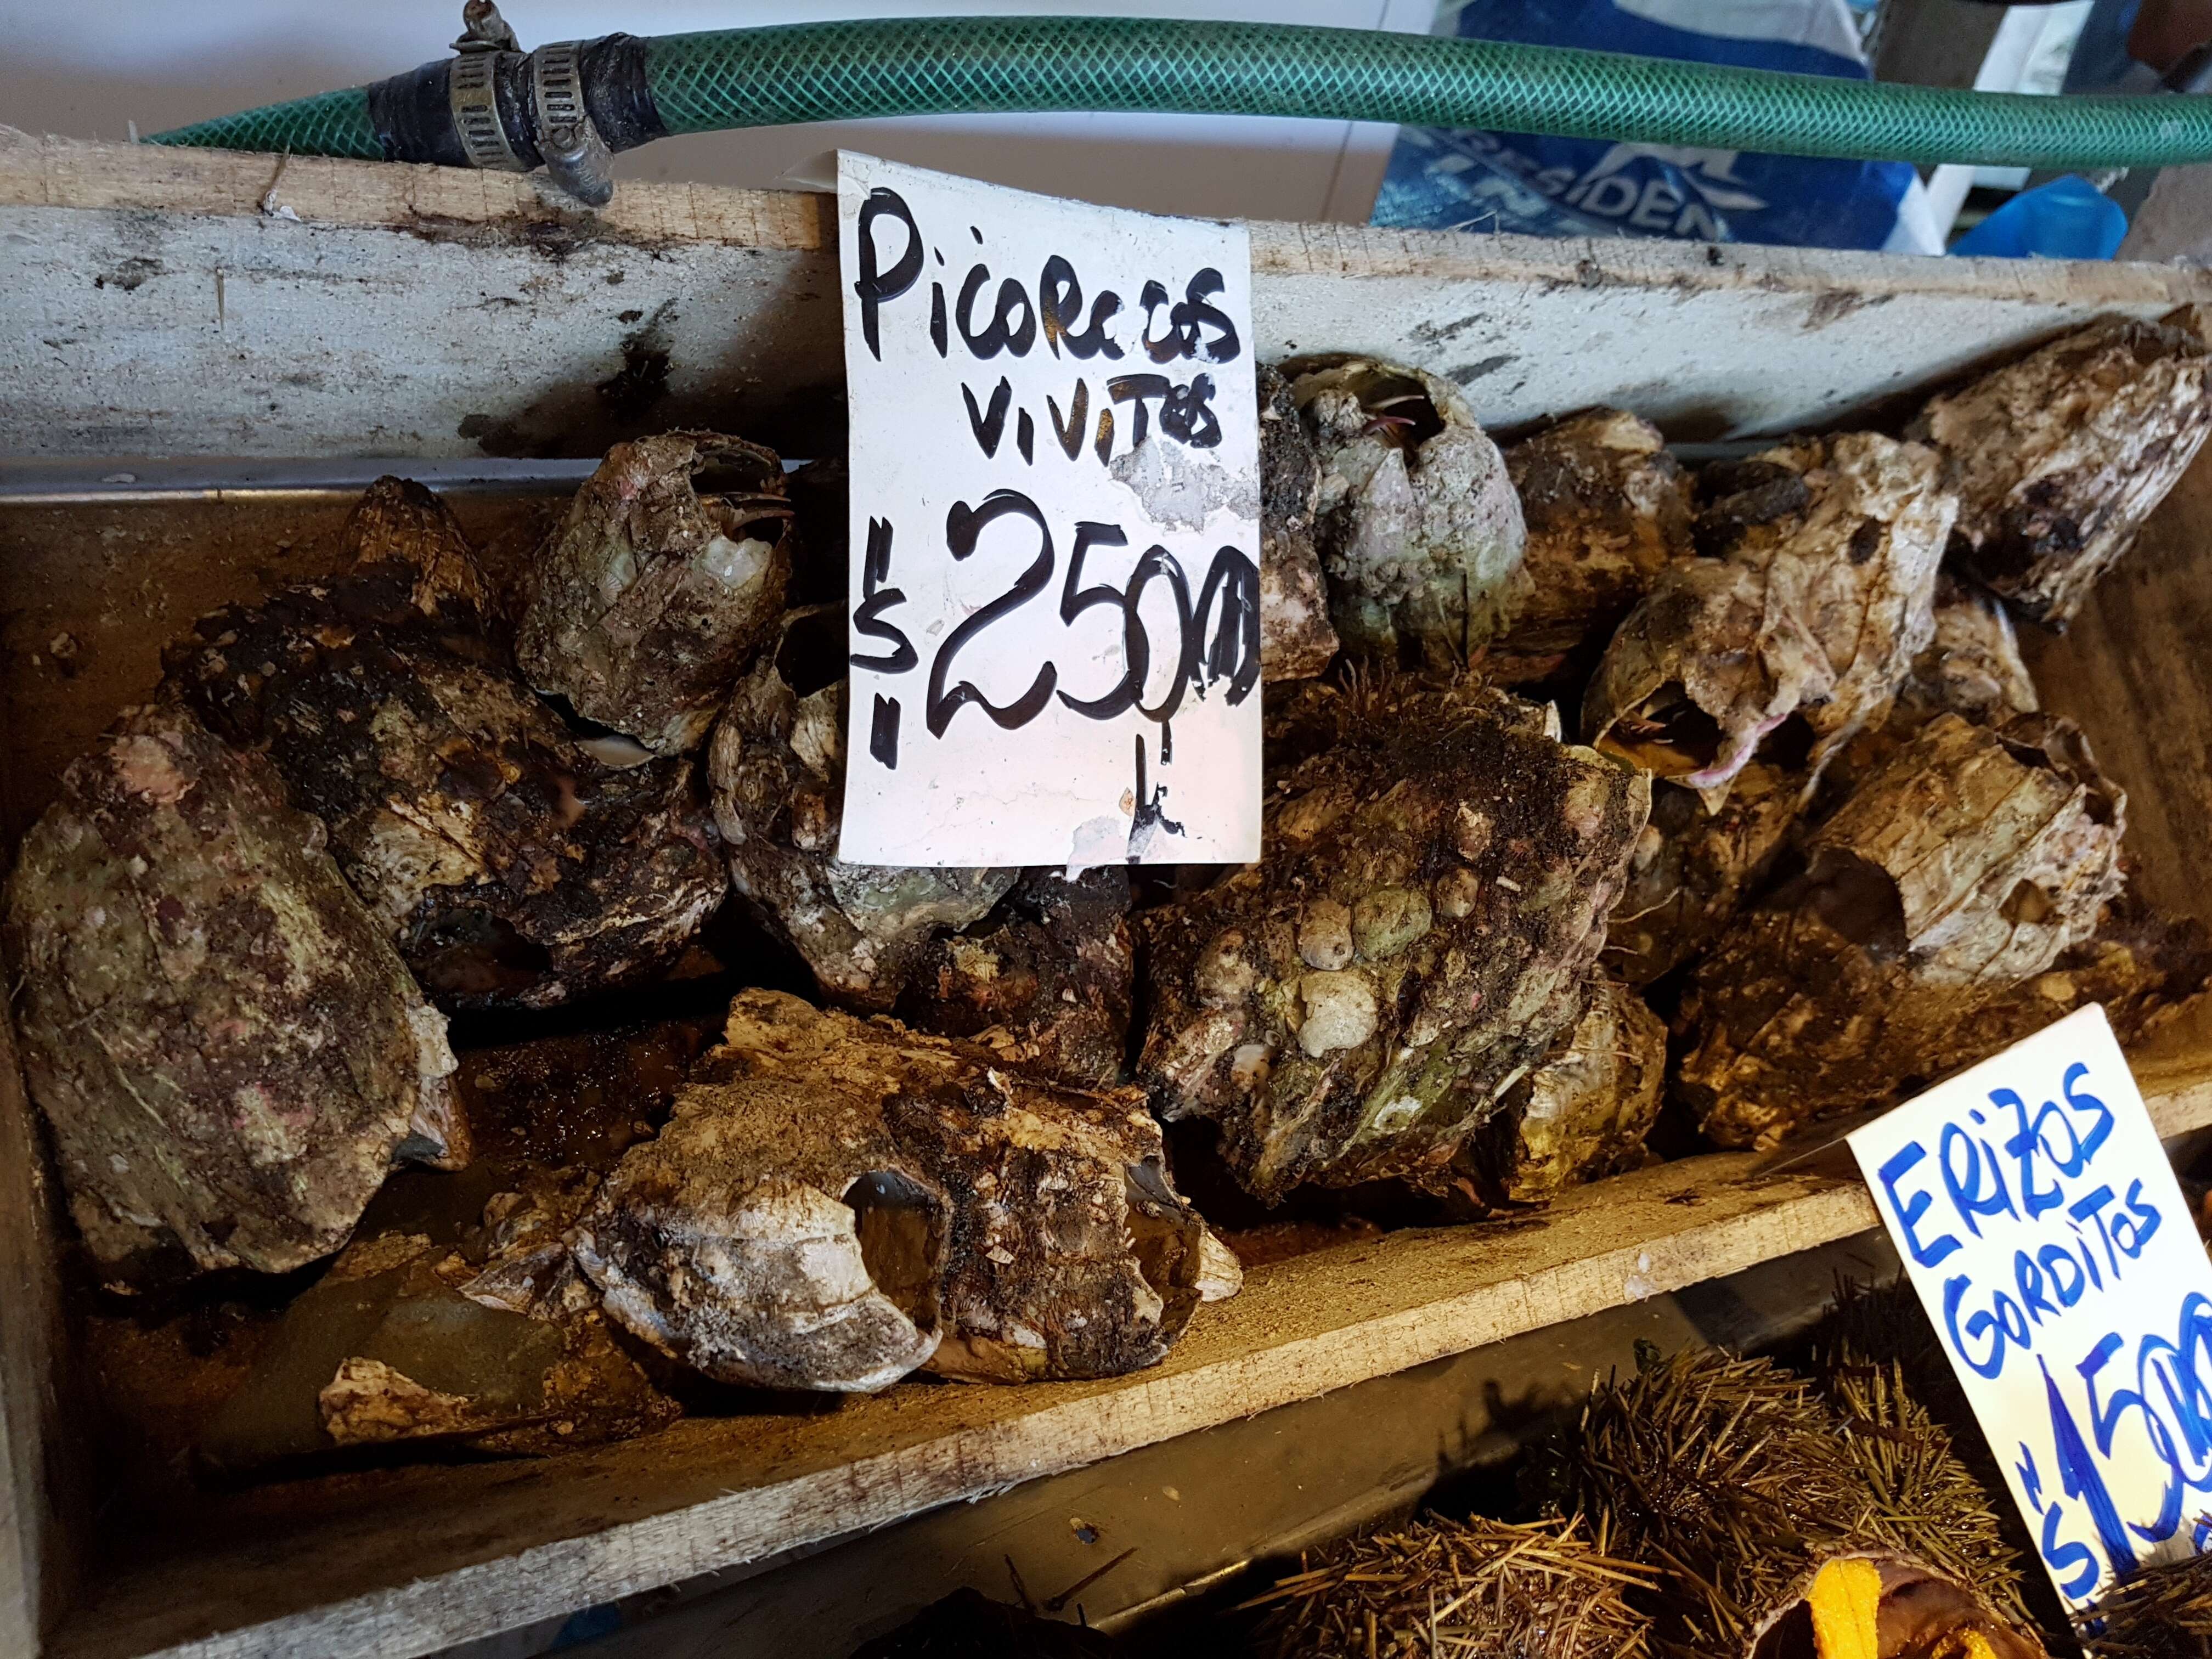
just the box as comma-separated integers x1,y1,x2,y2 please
7,127,2212,1659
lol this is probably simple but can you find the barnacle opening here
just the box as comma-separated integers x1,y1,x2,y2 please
536,692,658,768
691,444,794,545
408,909,555,1002
843,1169,943,1331
1288,359,1447,449
1763,712,1817,772
775,607,848,698
2000,879,2056,928
1799,850,1911,960
690,453,780,503
1122,1160,1197,1306
1598,684,1724,778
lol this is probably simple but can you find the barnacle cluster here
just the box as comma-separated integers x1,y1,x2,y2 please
9,320,2209,1502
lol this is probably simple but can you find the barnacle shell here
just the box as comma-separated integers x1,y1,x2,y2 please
1585,433,1955,810
1909,314,2212,627
1816,572,2041,810
517,431,793,753
1622,574,2041,989
1922,888,2212,1078
1139,676,1648,1202
341,473,494,621
1291,356,1530,665
2,703,460,1274
1904,574,2039,723
1490,408,1693,685
165,617,721,1013
163,478,724,1011
1460,975,1666,1206
1606,764,1801,987
1679,712,2127,1148
905,867,1134,1088
572,990,1232,1390
1256,364,1342,680
707,607,1018,1009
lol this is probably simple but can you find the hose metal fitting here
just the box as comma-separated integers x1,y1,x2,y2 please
530,40,615,206
361,2,657,206
448,46,523,173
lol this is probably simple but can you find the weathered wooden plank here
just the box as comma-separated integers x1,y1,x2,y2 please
47,1058,2212,1659
9,127,2212,464
46,1149,1872,1659
2022,444,2212,929
0,1007,76,1658
583,1233,1906,1659
0,126,827,249
7,123,2199,303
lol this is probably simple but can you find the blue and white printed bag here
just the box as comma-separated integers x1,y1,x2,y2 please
1374,0,1943,253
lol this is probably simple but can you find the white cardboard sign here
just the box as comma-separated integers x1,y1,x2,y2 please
834,153,1262,868
1849,1005,2212,1612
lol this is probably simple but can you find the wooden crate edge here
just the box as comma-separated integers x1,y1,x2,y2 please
10,125,2212,309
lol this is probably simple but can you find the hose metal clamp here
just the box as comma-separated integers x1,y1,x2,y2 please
448,47,524,173
532,40,616,206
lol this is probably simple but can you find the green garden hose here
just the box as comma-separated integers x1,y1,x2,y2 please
147,15,2212,200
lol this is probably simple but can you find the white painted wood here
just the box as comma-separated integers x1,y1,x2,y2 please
9,129,2212,466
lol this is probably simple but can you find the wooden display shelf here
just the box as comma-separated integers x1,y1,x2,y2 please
8,127,2212,1659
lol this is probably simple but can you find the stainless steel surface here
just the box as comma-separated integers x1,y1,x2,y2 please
0,455,601,506
0,454,830,504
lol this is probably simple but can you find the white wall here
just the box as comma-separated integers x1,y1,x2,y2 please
0,0,1434,222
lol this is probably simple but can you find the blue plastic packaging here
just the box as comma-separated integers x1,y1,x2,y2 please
1950,175,2129,260
1373,0,1927,252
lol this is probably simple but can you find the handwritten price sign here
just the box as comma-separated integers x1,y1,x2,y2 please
1851,1005,2212,1611
834,153,1262,868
